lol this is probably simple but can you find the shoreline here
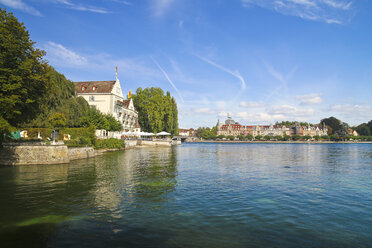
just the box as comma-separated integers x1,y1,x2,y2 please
186,140,372,144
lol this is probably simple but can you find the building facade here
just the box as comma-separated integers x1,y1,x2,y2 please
74,72,139,132
179,128,195,137
216,117,328,138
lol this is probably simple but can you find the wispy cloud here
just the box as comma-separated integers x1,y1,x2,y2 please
44,42,88,66
43,41,160,81
152,0,175,17
112,0,133,6
150,57,185,103
296,93,323,105
267,104,315,117
241,0,353,24
0,0,41,16
262,60,297,101
239,101,266,108
329,104,372,123
194,54,247,91
53,0,109,14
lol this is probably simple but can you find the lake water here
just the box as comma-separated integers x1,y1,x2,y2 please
0,143,371,248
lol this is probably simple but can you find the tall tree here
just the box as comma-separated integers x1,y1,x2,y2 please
0,9,48,127
25,67,90,128
321,117,342,134
133,87,179,135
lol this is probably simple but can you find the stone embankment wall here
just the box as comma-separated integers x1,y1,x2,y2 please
68,147,96,160
140,140,172,147
124,140,138,148
0,145,70,166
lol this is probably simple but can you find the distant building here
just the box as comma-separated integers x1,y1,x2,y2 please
179,128,195,137
74,68,139,132
216,117,327,137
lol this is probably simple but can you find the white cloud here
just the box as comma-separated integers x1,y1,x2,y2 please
267,104,315,117
43,41,161,81
152,0,175,17
151,56,185,103
195,54,247,91
239,101,266,108
218,112,229,118
321,0,351,10
112,0,133,6
241,0,353,24
0,0,41,16
329,104,372,121
237,112,284,123
53,0,109,14
44,42,88,67
296,93,323,105
194,108,216,115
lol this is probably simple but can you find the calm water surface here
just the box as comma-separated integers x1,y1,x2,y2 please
0,143,371,247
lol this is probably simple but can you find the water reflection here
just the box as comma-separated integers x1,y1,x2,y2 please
0,144,371,248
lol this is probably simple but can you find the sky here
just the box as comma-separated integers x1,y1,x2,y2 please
1,0,372,128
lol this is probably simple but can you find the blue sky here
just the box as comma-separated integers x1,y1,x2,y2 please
1,0,371,128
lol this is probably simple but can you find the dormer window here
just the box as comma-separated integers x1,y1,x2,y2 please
92,86,96,91
81,86,86,91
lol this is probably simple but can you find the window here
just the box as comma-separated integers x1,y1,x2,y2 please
92,86,96,91
89,96,95,101
81,86,85,91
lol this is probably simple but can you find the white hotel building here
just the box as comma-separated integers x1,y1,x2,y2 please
74,73,140,133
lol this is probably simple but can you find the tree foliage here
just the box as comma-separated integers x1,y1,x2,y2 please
132,87,178,135
0,8,48,127
79,108,122,132
355,122,372,136
196,127,216,140
321,117,343,134
25,67,90,128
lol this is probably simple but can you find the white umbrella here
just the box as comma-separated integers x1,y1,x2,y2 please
156,131,171,136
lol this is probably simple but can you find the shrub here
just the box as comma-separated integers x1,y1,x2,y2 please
237,135,245,141
292,135,301,141
255,135,262,140
245,134,253,141
226,135,235,141
282,135,290,141
94,138,125,149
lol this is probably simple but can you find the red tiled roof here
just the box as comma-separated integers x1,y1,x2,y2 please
74,81,115,94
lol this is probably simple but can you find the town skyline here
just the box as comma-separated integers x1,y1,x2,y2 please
1,0,371,128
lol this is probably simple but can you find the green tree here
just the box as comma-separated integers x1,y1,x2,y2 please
105,114,123,132
282,135,290,141
49,112,66,129
237,134,245,141
255,135,262,140
292,134,301,141
79,108,115,131
217,135,225,139
133,87,178,135
355,123,371,136
227,135,235,141
0,9,48,131
23,67,90,128
321,117,342,134
245,134,253,140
